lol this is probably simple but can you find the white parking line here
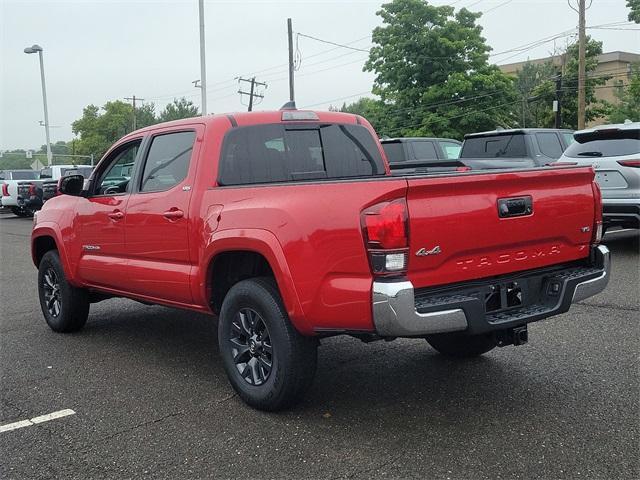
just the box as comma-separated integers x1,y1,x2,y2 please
0,409,75,433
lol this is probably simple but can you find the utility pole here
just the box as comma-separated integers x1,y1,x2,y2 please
238,77,267,111
125,95,144,130
577,0,586,129
287,18,295,103
198,0,208,115
554,71,563,128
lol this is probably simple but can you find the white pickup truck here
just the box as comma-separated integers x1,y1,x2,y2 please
1,165,94,217
1,169,41,216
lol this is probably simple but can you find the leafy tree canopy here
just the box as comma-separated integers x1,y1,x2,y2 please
514,37,610,129
628,0,640,23
158,97,200,122
608,65,640,123
71,97,198,160
361,0,517,138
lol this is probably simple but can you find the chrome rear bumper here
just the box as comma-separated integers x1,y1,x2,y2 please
372,245,610,337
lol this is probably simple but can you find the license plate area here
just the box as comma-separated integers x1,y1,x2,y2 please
595,170,628,189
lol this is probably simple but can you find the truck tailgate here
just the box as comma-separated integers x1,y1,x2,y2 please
406,167,596,288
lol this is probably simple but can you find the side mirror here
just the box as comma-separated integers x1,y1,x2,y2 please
58,174,84,196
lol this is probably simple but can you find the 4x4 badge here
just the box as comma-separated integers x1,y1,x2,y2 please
416,246,441,257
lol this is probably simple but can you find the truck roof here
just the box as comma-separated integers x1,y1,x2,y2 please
464,128,574,139
122,109,365,140
380,137,461,144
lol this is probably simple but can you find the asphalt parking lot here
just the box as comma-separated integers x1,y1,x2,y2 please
0,212,638,480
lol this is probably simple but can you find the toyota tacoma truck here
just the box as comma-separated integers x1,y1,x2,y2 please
31,106,610,411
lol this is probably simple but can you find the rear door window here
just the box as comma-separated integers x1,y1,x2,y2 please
439,141,462,159
536,132,564,158
218,123,385,185
564,129,640,158
382,142,406,163
411,141,438,160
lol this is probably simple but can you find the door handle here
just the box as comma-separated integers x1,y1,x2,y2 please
108,210,124,220
163,209,184,220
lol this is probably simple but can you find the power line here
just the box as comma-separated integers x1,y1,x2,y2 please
483,0,513,14
296,33,371,53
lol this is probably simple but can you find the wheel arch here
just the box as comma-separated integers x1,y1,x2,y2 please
32,223,78,286
200,229,312,335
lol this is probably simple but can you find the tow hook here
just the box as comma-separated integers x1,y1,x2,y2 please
495,325,528,347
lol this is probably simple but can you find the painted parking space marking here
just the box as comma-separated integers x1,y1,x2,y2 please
0,409,75,433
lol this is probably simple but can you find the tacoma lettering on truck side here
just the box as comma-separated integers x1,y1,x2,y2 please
31,104,610,411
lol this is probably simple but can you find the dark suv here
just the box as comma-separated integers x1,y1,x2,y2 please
460,128,574,170
380,137,462,173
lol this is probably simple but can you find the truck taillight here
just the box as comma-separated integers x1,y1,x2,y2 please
361,198,409,276
617,159,640,168
591,180,603,244
1,183,8,197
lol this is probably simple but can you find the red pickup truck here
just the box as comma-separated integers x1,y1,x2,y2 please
31,106,610,411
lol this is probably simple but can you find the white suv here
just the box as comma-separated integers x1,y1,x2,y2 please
558,122,640,231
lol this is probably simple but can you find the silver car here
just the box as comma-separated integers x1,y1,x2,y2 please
558,122,640,231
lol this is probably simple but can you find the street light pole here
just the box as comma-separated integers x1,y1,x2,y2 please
198,0,207,115
24,44,52,166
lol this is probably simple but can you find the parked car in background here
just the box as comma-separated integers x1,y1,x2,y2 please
1,169,41,216
380,137,463,174
557,122,640,231
32,107,609,411
40,165,94,202
460,128,574,170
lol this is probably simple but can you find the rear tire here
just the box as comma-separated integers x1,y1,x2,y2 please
218,277,317,411
38,250,90,333
426,332,496,358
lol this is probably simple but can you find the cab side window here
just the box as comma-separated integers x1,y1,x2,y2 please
140,131,196,192
95,141,141,196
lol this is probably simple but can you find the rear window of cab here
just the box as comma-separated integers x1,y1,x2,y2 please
218,123,386,185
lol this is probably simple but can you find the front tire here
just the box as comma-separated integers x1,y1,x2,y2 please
426,332,496,358
38,250,90,332
218,277,317,411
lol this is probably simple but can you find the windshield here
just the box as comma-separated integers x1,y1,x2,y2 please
39,168,52,179
460,134,527,158
11,171,39,180
564,129,640,158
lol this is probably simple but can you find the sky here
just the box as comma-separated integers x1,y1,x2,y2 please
1,0,638,150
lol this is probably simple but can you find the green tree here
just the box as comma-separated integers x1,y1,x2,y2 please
628,0,640,23
340,98,393,135
38,140,69,155
363,0,518,138
72,100,154,160
514,38,609,129
514,61,557,127
136,103,158,129
158,97,199,122
608,65,640,123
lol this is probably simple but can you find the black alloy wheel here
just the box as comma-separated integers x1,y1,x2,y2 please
41,267,62,318
230,308,274,386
